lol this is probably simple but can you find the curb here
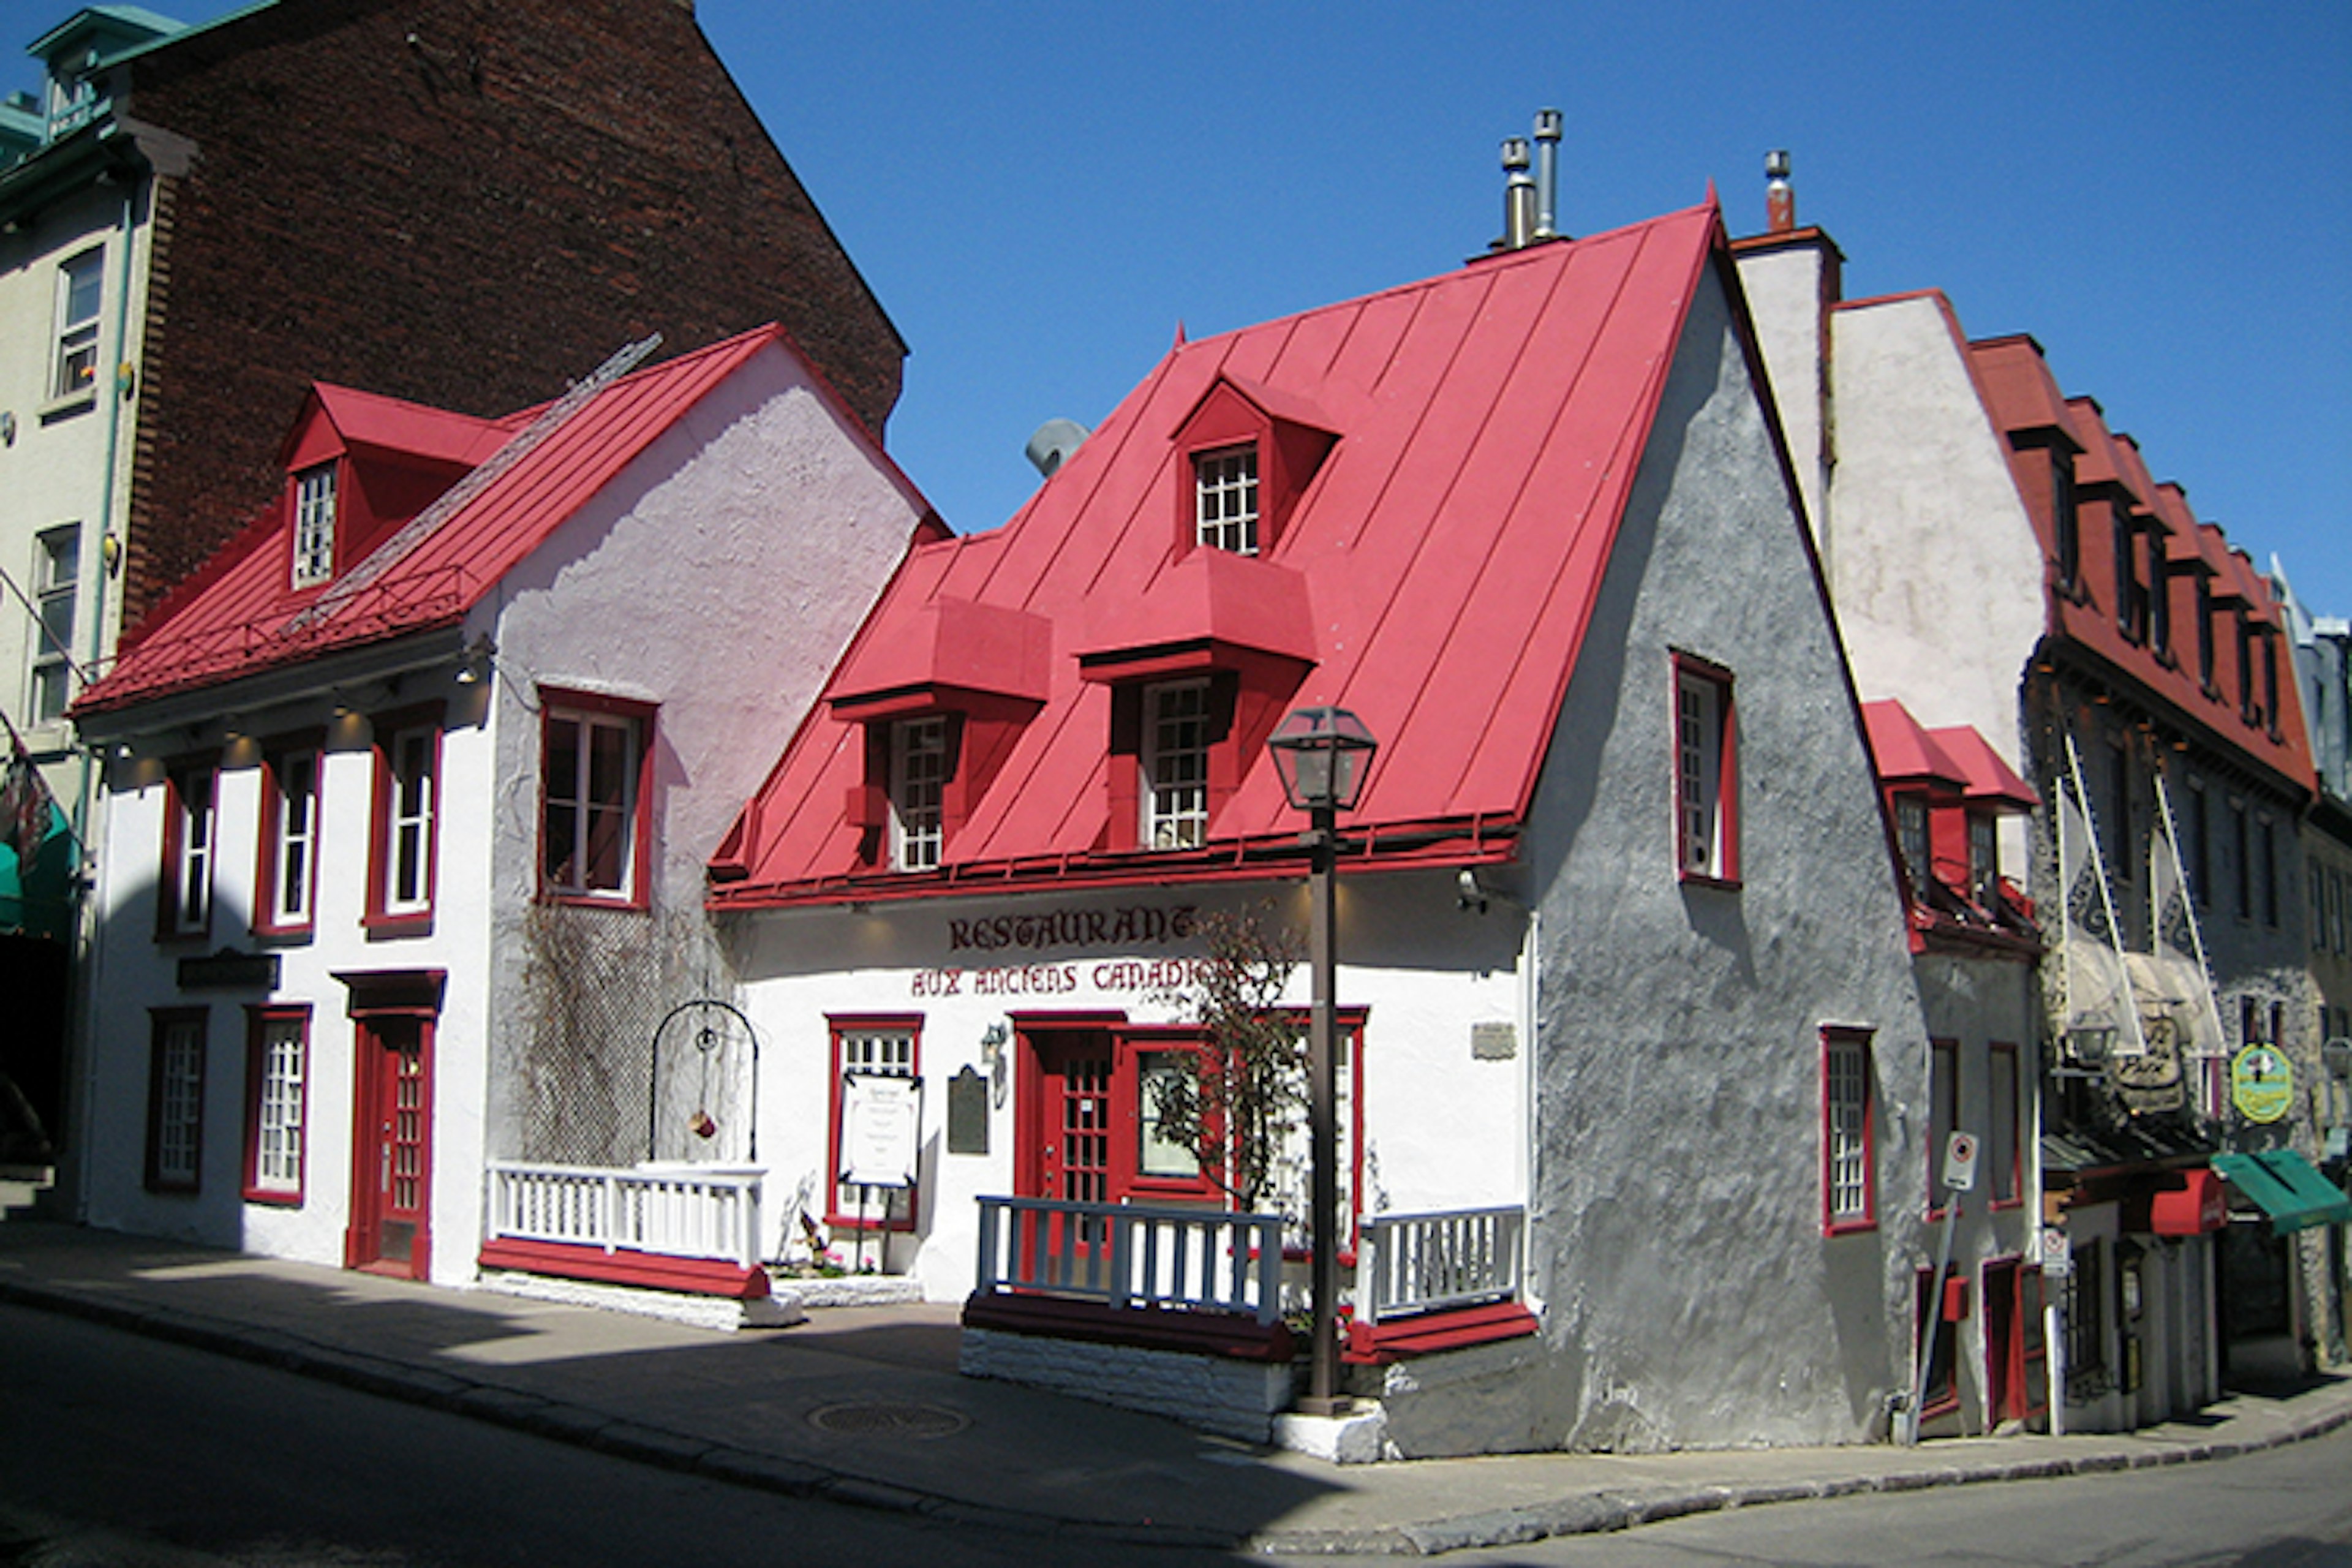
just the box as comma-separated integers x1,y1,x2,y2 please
4,1267,2346,1558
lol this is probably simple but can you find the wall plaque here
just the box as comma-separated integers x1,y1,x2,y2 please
946,1065,990,1155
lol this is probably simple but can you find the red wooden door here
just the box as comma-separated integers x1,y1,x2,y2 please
348,1017,432,1278
1028,1032,1113,1204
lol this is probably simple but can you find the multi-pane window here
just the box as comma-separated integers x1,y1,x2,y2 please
1894,796,1930,894
1142,679,1212,850
28,526,78,723
164,766,216,938
829,1021,919,1227
260,747,320,932
1822,1027,1875,1231
541,703,645,900
244,1010,307,1201
889,716,947,872
52,250,103,401
372,722,438,922
2148,537,2171,656
145,1012,205,1193
2195,576,2216,690
1194,446,1260,555
1675,659,1736,882
292,464,338,588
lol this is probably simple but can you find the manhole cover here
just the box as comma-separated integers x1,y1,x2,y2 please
807,1401,970,1439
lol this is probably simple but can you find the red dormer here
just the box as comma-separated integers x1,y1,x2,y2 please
823,597,1054,874
1864,699,2039,954
275,386,507,592
1169,374,1338,560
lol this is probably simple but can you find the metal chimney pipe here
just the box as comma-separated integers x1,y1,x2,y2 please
1765,148,1795,233
1532,108,1562,239
1501,136,1536,251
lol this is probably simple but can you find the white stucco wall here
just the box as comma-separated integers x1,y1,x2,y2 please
75,335,927,1287
1513,266,1934,1452
1821,296,2048,756
729,873,1532,1306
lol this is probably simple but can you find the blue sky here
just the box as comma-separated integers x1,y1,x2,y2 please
29,2,2351,614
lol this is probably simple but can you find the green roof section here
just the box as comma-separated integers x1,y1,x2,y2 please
2212,1149,2352,1235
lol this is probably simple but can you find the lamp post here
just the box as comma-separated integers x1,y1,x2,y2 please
1267,704,1378,1418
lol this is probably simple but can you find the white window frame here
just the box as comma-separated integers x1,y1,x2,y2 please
889,715,947,873
1194,445,1260,556
29,524,78,723
1823,1027,1874,1232
379,725,437,919
541,704,644,901
246,1011,307,1200
1674,658,1736,883
292,463,338,588
147,1012,205,1193
1895,796,1930,894
263,747,320,930
52,249,104,402
167,767,216,937
1142,679,1212,850
1968,811,1999,904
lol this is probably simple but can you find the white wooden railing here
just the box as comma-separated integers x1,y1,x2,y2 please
1356,1205,1524,1325
973,1196,1286,1325
485,1161,766,1272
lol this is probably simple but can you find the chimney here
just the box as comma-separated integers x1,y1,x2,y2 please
1499,137,1536,251
1532,108,1562,239
1765,148,1795,233
1025,418,1090,478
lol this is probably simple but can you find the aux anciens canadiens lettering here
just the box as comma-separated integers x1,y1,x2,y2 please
916,903,1207,1000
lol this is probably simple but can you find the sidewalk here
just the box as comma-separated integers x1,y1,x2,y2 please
2,1219,2346,1557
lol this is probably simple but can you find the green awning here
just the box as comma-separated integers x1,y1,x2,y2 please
2211,1149,2352,1235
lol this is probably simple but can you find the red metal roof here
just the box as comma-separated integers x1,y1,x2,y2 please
1923,723,2040,811
714,203,1735,904
1963,336,2316,798
1861,699,1969,791
77,326,820,714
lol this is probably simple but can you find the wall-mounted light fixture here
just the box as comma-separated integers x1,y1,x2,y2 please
454,633,496,685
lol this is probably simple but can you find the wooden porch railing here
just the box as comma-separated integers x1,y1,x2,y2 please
484,1161,766,1272
1356,1205,1525,1325
973,1196,1286,1325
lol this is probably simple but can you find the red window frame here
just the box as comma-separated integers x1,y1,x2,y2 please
145,1008,207,1194
1926,1038,1959,1219
254,737,323,937
366,705,443,936
241,1004,310,1205
1988,1042,2022,1209
826,1014,922,1233
1671,652,1740,888
156,762,216,941
537,688,655,910
1820,1025,1875,1235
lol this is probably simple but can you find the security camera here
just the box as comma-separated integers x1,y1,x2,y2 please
1457,868,1488,914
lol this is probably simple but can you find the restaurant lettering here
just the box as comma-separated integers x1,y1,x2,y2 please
947,904,1197,954
911,956,1212,1000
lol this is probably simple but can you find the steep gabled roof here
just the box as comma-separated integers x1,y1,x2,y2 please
77,324,814,714
714,202,1737,904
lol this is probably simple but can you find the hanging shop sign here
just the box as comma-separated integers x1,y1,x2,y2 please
2230,1044,2294,1125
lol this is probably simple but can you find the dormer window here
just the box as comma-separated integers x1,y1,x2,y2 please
1968,812,2000,904
2052,452,2080,592
1142,679,1212,849
1195,446,1261,555
1894,795,1930,894
292,464,338,588
889,716,948,872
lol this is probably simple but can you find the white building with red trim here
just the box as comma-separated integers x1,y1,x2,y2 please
69,326,937,1288
710,202,1950,1453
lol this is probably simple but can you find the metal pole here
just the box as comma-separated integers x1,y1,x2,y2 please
1302,801,1344,1416
1905,1192,1961,1446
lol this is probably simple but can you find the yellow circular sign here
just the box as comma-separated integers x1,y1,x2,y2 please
2230,1045,2294,1125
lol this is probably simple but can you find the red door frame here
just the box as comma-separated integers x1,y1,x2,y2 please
338,970,445,1280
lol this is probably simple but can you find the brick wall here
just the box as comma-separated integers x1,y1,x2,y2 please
115,0,903,630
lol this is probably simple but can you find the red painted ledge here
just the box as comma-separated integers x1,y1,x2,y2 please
962,1291,1296,1363
477,1238,769,1300
1342,1301,1539,1365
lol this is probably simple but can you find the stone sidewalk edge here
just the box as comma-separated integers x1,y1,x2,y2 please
5,1268,2346,1559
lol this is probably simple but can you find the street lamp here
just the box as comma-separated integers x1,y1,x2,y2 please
1267,704,1378,1417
